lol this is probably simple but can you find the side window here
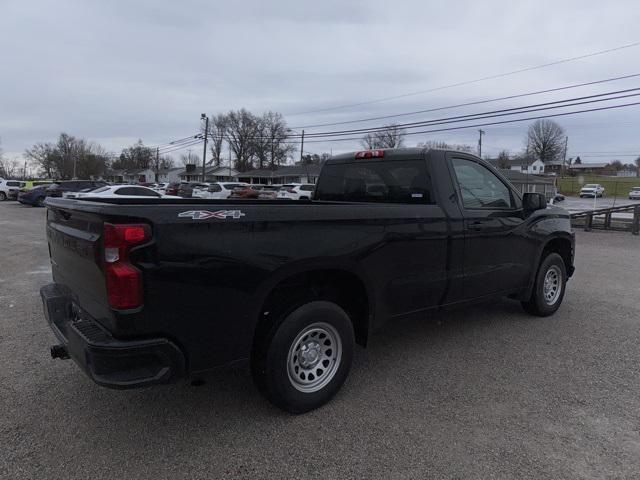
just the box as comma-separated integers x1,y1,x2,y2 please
210,184,222,192
7,181,20,187
452,158,514,209
117,187,159,196
315,159,434,204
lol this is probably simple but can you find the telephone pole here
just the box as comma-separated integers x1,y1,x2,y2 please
477,129,485,157
155,147,160,182
201,114,209,182
561,136,569,178
300,129,305,163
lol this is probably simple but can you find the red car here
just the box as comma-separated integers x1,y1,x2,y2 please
229,185,261,199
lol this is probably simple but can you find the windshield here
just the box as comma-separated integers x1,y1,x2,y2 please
90,186,111,193
584,184,599,188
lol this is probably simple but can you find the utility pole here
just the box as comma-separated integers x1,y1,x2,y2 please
561,136,568,178
155,147,160,182
477,129,485,158
201,114,209,182
300,129,305,163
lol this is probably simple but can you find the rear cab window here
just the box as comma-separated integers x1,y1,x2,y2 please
315,159,434,204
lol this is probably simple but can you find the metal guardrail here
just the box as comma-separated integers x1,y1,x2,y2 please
570,204,640,235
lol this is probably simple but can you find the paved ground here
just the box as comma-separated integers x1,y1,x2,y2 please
1,201,640,479
560,196,640,219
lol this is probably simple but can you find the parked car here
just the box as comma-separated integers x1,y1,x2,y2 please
277,183,316,200
18,184,54,206
153,182,169,194
230,185,261,199
75,185,180,199
191,183,212,198
164,182,185,196
177,182,209,198
628,187,640,200
0,179,25,201
579,184,605,198
257,185,281,200
199,182,246,199
41,148,575,413
46,180,108,198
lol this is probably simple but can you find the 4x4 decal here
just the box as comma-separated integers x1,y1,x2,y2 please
178,210,246,220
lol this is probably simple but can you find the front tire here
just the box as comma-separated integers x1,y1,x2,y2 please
0,192,6,201
251,301,354,413
521,252,567,317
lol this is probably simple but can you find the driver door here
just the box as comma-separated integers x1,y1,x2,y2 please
449,155,534,299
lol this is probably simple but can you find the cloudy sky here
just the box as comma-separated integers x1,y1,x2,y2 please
1,0,639,165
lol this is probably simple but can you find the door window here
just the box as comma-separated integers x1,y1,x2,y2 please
452,158,514,209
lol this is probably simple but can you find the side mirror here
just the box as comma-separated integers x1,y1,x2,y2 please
523,192,547,211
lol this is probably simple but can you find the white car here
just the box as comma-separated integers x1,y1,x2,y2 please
153,182,169,194
75,185,180,199
276,184,316,200
0,178,25,201
197,182,247,199
629,187,640,200
579,184,605,198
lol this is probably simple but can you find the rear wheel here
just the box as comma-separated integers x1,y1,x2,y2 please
521,252,567,316
0,192,6,201
251,300,354,413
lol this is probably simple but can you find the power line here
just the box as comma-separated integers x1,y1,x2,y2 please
286,41,640,116
300,101,640,144
299,88,640,139
291,73,640,129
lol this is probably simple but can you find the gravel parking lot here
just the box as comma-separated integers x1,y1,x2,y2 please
1,201,639,479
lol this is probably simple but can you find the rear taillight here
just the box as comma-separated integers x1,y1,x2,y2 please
355,149,384,159
103,223,151,310
286,188,295,193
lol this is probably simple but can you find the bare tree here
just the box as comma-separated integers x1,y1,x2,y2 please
179,151,200,166
361,124,406,149
114,140,153,171
417,140,473,153
635,155,640,177
207,113,228,167
25,134,108,179
609,160,624,171
526,120,566,163
497,150,510,169
254,111,295,169
226,109,258,172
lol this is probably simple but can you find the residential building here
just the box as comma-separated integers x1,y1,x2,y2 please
568,163,616,176
157,167,184,183
103,168,154,184
488,157,546,174
238,164,321,185
178,165,240,182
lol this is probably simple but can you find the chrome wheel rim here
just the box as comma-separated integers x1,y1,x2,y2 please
287,322,342,393
543,265,562,305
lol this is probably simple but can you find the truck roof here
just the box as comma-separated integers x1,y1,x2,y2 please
326,148,468,164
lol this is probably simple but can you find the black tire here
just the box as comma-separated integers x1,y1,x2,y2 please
521,252,567,317
35,196,45,207
0,192,6,201
251,300,354,413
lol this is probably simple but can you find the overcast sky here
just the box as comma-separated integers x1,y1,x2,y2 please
1,0,640,165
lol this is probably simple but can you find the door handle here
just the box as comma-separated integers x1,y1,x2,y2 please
468,220,484,231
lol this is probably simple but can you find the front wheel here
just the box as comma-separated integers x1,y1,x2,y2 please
0,192,6,201
521,253,567,316
251,301,354,413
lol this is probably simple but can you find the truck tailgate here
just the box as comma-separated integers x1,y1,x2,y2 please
46,204,109,323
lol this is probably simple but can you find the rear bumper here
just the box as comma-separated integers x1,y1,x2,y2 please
40,283,186,389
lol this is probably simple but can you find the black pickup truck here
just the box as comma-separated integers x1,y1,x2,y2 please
41,148,574,413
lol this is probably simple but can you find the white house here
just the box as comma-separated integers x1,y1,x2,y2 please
489,158,545,174
157,167,184,183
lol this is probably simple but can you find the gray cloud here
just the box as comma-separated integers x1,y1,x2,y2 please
1,0,639,161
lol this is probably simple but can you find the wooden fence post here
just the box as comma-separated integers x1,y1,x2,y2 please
584,214,593,232
632,206,640,236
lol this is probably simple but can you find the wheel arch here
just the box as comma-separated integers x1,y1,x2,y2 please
248,262,374,359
